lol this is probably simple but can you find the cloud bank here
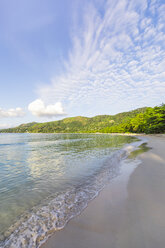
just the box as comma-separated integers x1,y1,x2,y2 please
0,107,25,118
38,0,165,116
28,99,65,117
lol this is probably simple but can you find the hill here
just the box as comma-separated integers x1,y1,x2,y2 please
0,105,164,134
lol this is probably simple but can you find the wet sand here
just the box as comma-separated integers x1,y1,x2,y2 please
42,135,165,248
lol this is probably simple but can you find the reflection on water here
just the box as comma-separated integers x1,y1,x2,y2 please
0,133,136,239
128,142,151,159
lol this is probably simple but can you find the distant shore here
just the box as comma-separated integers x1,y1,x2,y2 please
41,134,165,248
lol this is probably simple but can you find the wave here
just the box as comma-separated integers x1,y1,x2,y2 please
0,137,145,248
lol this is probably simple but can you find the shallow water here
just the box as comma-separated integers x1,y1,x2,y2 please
128,142,151,159
0,133,138,247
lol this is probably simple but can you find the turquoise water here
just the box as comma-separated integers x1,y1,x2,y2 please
0,133,137,247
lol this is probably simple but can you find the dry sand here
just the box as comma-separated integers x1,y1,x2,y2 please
42,135,165,248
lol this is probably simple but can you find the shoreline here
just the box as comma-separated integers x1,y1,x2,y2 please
0,133,139,248
0,132,164,135
41,134,165,248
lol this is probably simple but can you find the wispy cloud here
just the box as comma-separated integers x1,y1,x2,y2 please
38,0,165,115
28,99,65,118
0,107,25,118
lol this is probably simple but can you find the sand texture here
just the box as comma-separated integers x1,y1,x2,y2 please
42,135,165,248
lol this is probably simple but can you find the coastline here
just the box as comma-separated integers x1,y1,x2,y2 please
0,133,138,248
41,134,165,248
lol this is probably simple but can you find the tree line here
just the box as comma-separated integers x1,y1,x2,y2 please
0,104,164,134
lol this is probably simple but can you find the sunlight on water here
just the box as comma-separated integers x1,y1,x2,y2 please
0,133,137,246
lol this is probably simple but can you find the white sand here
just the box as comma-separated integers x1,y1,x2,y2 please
42,135,165,248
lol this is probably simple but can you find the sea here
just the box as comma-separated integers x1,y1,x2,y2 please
0,133,143,248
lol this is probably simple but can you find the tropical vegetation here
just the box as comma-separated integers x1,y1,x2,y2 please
0,104,164,134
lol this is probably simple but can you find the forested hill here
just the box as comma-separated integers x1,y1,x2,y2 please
0,105,165,134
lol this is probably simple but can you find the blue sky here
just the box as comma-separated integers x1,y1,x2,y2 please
0,0,165,128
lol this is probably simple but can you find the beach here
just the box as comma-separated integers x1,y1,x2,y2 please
42,135,165,248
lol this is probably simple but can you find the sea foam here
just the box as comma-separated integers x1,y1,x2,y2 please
1,137,145,248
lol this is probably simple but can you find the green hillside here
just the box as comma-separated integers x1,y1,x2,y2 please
0,105,164,134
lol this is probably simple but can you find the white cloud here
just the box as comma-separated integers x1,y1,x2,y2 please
0,107,25,118
28,99,65,118
0,123,16,129
38,0,165,116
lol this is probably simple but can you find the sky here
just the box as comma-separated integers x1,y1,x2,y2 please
0,0,165,128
